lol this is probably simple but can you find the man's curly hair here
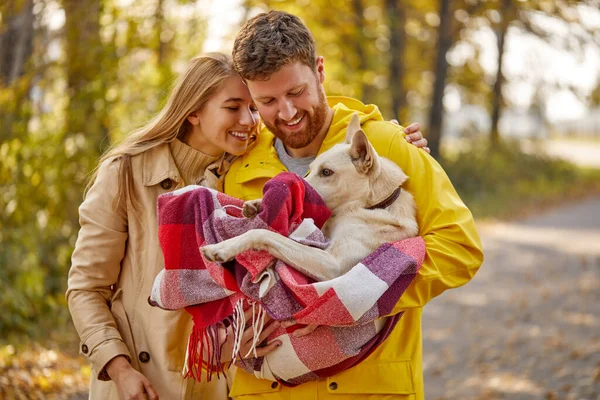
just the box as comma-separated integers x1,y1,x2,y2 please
232,11,317,81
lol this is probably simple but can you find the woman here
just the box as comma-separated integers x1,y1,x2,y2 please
67,52,428,400
67,53,266,400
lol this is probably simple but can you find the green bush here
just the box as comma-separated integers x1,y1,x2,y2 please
442,139,600,219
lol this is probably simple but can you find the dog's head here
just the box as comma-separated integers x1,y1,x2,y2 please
305,113,408,211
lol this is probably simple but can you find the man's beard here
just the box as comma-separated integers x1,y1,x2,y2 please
264,88,328,150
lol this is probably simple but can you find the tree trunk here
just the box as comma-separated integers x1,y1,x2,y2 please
0,0,34,141
490,0,512,147
154,0,172,89
62,0,108,236
155,0,166,64
0,0,34,85
427,0,453,159
351,0,375,105
385,0,406,122
62,0,108,153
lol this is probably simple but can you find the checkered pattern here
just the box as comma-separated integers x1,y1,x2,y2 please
150,172,425,385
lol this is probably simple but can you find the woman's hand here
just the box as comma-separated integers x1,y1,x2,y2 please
106,355,159,400
390,120,430,154
404,123,429,154
219,306,282,363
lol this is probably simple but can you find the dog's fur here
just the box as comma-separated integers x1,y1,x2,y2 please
201,113,418,281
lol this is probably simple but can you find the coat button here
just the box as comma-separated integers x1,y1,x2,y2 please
160,179,173,190
271,382,278,389
139,351,151,363
81,344,89,354
329,382,338,390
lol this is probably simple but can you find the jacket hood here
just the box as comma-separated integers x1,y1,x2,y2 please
319,96,385,156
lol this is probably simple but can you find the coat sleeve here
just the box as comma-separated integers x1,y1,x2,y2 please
66,159,132,380
368,122,484,314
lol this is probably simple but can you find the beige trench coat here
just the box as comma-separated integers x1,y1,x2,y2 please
67,144,230,399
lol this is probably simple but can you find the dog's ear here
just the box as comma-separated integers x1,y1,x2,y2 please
345,113,361,144
349,130,379,174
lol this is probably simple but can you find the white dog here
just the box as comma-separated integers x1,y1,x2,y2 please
201,113,419,282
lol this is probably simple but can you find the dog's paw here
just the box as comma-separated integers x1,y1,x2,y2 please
242,199,262,218
201,245,234,263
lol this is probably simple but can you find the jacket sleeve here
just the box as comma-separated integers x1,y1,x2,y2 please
370,122,484,314
66,159,132,380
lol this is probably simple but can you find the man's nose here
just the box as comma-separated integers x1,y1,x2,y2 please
278,100,297,121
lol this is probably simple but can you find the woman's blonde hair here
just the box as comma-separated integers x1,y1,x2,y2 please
87,52,240,209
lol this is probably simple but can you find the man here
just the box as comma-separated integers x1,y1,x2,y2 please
223,10,483,399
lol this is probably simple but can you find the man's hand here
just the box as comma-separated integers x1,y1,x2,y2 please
391,120,430,154
106,355,159,400
219,306,282,362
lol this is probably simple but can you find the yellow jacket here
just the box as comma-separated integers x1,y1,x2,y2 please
223,97,483,399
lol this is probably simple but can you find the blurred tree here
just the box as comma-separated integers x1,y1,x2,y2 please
0,0,33,86
487,0,596,146
427,0,452,159
590,79,600,108
63,0,108,153
61,0,108,272
490,0,513,147
155,0,167,63
386,0,407,122
351,0,376,105
0,0,34,141
153,0,175,89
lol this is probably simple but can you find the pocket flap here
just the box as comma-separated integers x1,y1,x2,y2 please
229,369,282,396
326,360,415,394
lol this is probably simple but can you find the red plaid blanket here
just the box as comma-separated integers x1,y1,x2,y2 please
150,172,425,385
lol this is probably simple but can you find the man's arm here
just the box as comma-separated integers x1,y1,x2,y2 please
367,121,483,313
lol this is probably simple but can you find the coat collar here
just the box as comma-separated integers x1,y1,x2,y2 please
141,143,181,187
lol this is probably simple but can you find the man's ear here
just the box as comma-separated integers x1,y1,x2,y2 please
187,112,201,126
349,130,379,174
316,56,325,84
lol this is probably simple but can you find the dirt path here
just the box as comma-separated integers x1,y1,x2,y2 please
422,196,600,399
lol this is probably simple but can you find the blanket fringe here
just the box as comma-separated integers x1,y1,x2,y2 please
232,299,268,361
247,301,267,358
183,322,226,382
230,299,246,365
184,299,270,382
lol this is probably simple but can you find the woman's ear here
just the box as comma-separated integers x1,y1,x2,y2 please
187,112,201,126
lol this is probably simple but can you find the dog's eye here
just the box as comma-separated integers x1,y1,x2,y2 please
320,168,334,177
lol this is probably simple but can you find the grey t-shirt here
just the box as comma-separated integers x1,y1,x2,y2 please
274,138,316,177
